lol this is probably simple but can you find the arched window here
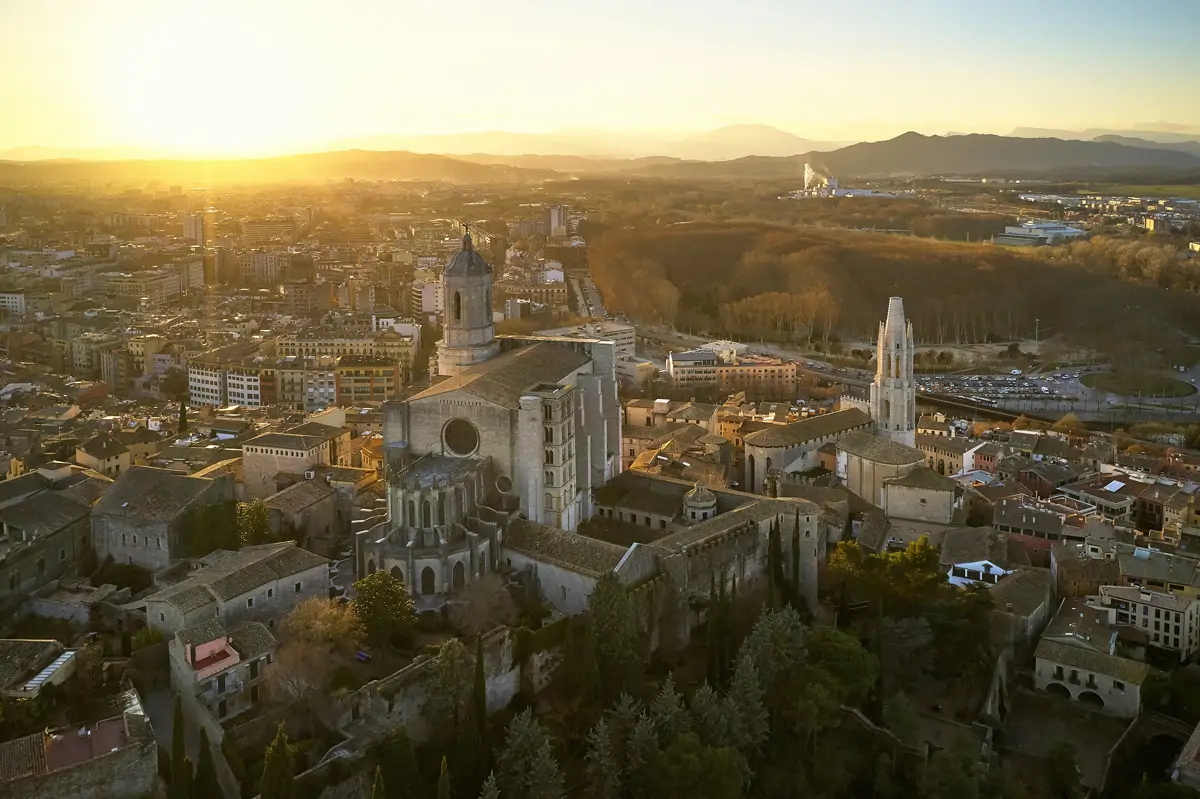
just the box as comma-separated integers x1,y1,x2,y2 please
406,499,415,527
453,561,465,590
421,567,436,595
453,291,462,322
422,500,431,527
367,559,376,575
390,565,404,584
747,454,756,491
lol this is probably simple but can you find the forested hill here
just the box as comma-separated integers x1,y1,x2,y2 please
627,133,1200,180
589,222,1200,360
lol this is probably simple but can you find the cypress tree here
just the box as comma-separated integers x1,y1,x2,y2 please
472,634,490,759
705,573,718,686
178,400,188,433
791,511,801,605
437,756,452,799
372,766,386,799
478,772,500,799
716,574,729,683
767,517,783,609
194,727,218,799
260,723,295,799
583,720,621,799
170,696,185,787
171,756,193,799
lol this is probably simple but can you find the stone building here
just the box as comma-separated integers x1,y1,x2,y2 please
881,466,957,523
241,421,351,498
0,690,158,798
869,297,916,447
90,466,234,571
742,408,873,494
0,462,107,616
74,433,131,477
263,479,339,555
437,231,500,377
169,618,277,724
145,542,330,635
835,430,925,508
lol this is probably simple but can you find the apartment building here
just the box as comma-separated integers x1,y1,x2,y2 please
667,350,720,388
276,330,415,383
241,217,296,243
334,355,402,405
1096,584,1200,660
226,365,264,408
189,361,227,407
103,269,184,306
170,619,277,724
237,250,290,285
537,321,636,358
716,356,798,398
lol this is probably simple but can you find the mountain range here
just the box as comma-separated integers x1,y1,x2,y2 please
2,130,1199,185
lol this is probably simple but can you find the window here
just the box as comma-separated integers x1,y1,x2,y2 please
160,612,166,622
59,549,66,562
267,588,274,599
247,597,254,609
294,581,302,593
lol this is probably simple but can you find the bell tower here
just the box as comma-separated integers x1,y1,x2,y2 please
869,296,916,447
437,229,499,377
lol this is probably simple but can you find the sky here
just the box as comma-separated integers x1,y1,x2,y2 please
2,0,1199,157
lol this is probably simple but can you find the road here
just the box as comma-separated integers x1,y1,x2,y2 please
633,323,1200,421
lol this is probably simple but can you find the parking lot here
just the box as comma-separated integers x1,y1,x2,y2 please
917,369,1088,408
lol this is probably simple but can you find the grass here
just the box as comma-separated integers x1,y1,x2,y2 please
1081,371,1197,398
1081,184,1200,201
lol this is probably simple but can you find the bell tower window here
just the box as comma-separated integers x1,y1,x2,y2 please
454,291,462,322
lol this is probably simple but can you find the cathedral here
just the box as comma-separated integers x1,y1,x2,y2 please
869,296,916,447
365,231,622,599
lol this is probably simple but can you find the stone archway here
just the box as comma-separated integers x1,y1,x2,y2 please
367,559,376,575
453,560,465,590
1044,682,1071,699
421,566,436,595
1078,690,1105,709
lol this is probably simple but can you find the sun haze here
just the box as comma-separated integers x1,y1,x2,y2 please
1,0,1199,156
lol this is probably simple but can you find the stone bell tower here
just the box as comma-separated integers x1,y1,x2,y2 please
869,296,916,447
437,229,499,377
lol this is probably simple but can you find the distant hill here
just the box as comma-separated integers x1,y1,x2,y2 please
629,132,1200,180
1091,135,1200,159
0,149,556,186
1011,127,1200,145
452,153,684,174
335,125,848,161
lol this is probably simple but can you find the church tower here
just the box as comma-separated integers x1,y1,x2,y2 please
437,231,500,377
869,296,916,447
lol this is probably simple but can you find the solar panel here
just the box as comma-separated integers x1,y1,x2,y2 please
1103,480,1125,492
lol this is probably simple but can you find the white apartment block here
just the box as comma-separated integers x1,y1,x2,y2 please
225,367,263,409
1097,584,1200,659
189,362,227,408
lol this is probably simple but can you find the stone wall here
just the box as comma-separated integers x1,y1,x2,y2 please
4,737,158,799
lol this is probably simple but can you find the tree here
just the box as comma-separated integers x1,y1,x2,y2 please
373,766,386,799
625,714,660,799
650,674,690,743
352,569,417,646
379,728,421,799
498,710,554,799
178,401,188,434
448,575,517,636
171,756,193,799
606,694,643,770
583,720,621,799
767,517,783,609
586,574,642,703
478,773,500,799
171,696,185,783
437,756,452,799
920,734,980,799
162,367,188,401
688,684,733,750
804,626,879,707
195,727,219,799
790,512,801,607
1044,742,1082,799
739,606,807,701
281,597,365,654
726,653,767,755
882,692,920,747
260,723,296,799
526,739,564,799
873,753,896,799
428,639,473,739
879,617,934,696
1051,412,1087,436
237,499,275,546
648,733,744,799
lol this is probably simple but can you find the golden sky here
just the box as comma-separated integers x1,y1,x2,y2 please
2,0,1197,157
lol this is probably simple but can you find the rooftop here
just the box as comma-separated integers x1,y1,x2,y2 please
263,479,336,513
1034,638,1151,685
940,527,1029,570
836,430,924,466
505,519,629,578
410,341,591,410
743,408,872,449
884,466,956,492
92,466,218,522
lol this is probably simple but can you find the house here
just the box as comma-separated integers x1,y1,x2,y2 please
990,567,1053,652
0,639,76,699
939,526,1030,587
0,690,158,798
74,433,131,477
144,542,330,635
263,480,338,555
745,408,873,494
973,442,1003,474
0,462,102,615
1018,461,1087,500
916,414,953,437
1034,638,1148,719
90,466,234,571
241,421,352,498
881,466,957,523
1057,473,1140,523
1050,541,1120,598
915,433,982,476
112,427,165,465
993,496,1069,564
169,618,276,724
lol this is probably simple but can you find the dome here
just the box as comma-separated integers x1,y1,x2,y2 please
444,232,492,277
683,483,717,508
